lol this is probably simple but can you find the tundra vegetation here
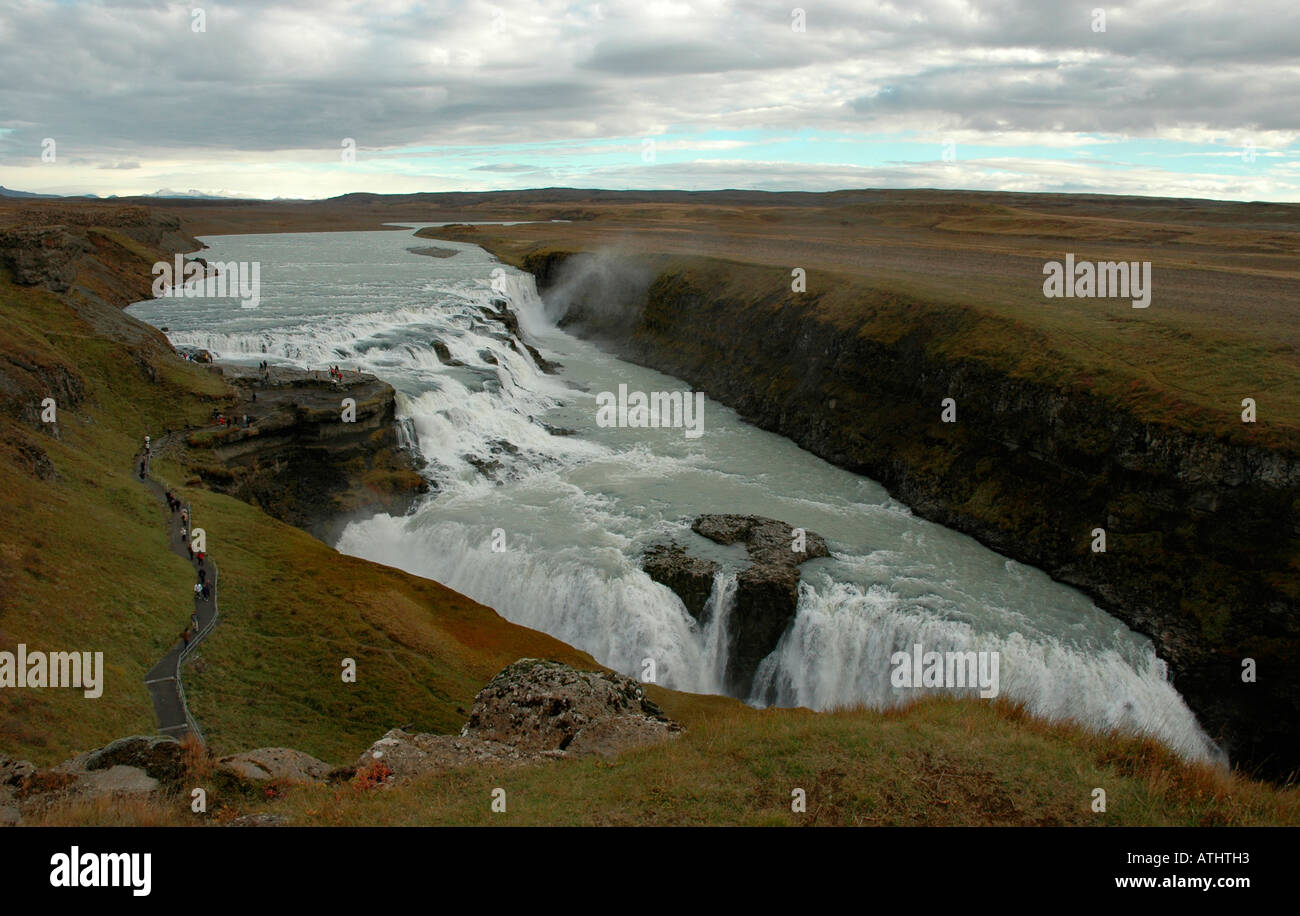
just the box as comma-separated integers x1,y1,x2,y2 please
1,192,1297,825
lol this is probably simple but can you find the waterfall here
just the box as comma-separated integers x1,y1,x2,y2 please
750,579,1224,764
699,572,738,695
127,228,1225,766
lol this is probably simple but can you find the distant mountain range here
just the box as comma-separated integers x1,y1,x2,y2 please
0,185,253,200
0,185,64,199
141,188,248,199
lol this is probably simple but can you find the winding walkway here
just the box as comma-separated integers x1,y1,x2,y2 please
136,433,221,744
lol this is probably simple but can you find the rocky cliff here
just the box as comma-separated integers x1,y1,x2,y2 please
0,204,199,301
180,366,427,542
522,249,1300,781
0,208,194,433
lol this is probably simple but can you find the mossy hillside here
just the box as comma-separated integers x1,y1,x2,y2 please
29,694,1300,827
0,271,229,762
177,480,595,762
0,228,594,766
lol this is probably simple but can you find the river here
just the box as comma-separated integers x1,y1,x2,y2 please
126,225,1223,763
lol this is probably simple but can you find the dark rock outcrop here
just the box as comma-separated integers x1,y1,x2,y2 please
0,754,36,788
644,515,829,697
0,226,92,291
523,341,561,373
693,513,829,561
78,735,185,783
695,515,827,696
0,754,35,826
431,339,464,367
642,543,718,621
186,365,428,541
407,245,459,259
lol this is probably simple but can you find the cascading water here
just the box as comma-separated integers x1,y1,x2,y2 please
126,226,1226,766
700,572,738,696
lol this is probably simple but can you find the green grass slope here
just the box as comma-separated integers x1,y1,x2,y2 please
0,223,593,766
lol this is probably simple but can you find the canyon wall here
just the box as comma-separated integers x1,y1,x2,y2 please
522,248,1300,781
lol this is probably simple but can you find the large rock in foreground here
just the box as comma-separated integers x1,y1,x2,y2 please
69,766,160,801
355,659,682,784
5,735,186,823
463,659,680,757
77,735,185,783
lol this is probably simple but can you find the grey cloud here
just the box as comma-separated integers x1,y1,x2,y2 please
579,37,813,76
0,0,1296,184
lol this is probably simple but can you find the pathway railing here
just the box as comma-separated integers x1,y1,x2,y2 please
139,433,222,747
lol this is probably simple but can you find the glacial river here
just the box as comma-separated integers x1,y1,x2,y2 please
126,226,1223,763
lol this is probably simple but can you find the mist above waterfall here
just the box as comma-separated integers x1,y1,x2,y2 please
540,248,655,337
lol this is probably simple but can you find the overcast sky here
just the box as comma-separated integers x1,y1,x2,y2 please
2,0,1297,200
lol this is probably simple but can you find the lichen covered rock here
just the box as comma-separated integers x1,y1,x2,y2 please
355,659,682,784
462,658,681,757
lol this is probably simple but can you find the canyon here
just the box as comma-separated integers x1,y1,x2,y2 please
488,240,1300,781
